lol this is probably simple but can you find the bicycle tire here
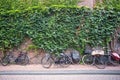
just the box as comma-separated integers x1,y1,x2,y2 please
1,56,9,66
41,55,53,68
82,54,93,65
59,55,72,68
21,55,29,65
94,55,106,69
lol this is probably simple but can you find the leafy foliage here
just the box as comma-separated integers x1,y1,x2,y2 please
0,0,80,11
0,5,120,54
96,0,120,11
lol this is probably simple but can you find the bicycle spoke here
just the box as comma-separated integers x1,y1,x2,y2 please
1,57,9,66
59,56,72,68
82,54,93,65
41,55,53,68
94,56,106,69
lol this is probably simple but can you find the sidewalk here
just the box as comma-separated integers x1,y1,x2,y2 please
0,64,120,71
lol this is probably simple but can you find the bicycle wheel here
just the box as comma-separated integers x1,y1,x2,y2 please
21,55,29,65
82,54,93,65
59,55,72,68
1,56,9,66
41,55,53,68
94,55,106,69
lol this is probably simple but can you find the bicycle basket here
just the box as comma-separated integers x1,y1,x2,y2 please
91,50,104,55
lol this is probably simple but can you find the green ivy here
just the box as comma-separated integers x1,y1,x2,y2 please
0,6,120,54
96,0,120,11
0,0,80,11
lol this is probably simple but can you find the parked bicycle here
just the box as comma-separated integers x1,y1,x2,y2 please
102,47,120,66
1,51,29,66
64,48,81,64
41,51,72,68
82,47,106,69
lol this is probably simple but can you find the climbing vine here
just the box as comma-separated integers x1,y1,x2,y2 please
0,5,120,54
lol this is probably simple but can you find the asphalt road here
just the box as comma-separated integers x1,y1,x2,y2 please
1,75,120,80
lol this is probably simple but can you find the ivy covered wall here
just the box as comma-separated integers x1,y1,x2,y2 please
0,5,120,54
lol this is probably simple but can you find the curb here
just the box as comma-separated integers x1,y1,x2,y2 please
0,70,120,75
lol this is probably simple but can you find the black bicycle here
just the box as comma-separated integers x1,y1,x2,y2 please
1,51,29,66
102,48,120,66
82,48,106,69
41,52,72,68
